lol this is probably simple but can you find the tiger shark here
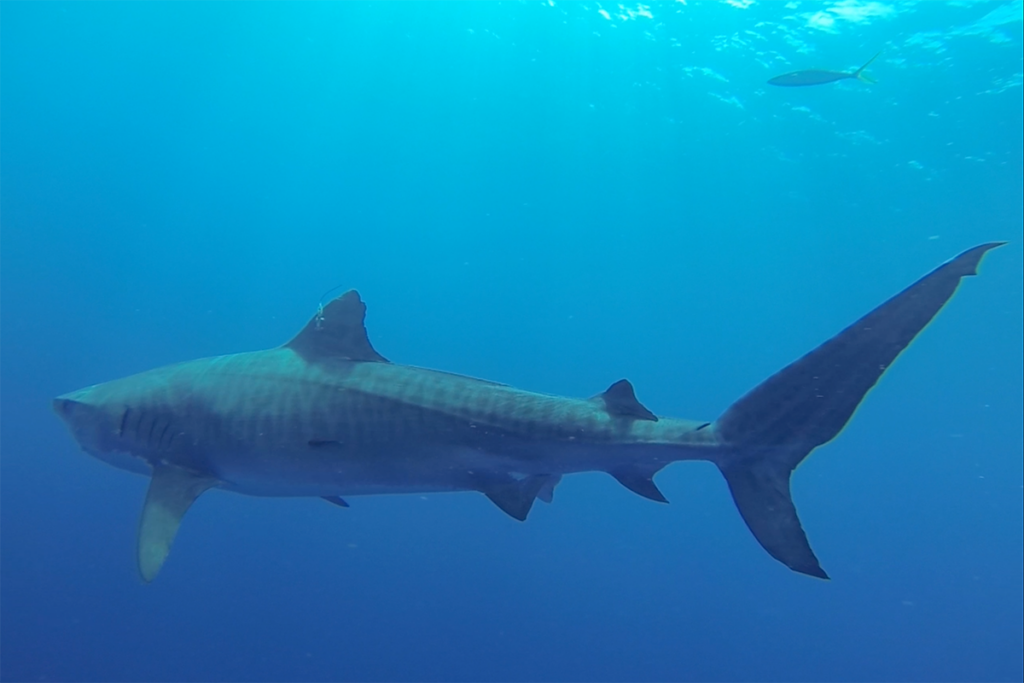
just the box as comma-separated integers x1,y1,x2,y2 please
53,243,1004,582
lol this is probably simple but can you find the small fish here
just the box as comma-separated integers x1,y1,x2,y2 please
768,51,881,87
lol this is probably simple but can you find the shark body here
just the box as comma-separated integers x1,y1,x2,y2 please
54,243,1004,582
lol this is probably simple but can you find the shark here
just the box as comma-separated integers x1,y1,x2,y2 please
53,243,1004,582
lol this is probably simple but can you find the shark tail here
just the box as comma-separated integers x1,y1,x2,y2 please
854,50,882,83
712,243,1004,579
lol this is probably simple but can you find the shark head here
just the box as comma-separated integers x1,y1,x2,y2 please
54,384,121,451
53,380,159,476
54,373,215,582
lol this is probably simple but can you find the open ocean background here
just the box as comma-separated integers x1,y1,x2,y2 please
2,2,1022,681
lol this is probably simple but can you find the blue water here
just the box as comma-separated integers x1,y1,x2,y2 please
2,2,1022,681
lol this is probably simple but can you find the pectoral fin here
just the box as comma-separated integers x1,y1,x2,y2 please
138,463,216,583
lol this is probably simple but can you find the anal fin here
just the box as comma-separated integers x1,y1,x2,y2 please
483,475,549,521
609,465,669,503
138,463,216,583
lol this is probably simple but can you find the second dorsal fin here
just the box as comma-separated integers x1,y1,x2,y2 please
597,379,658,422
285,290,388,363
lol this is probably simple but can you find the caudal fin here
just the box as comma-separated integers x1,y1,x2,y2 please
854,50,882,83
714,243,1004,579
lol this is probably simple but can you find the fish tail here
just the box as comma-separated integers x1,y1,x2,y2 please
711,243,1004,579
854,50,882,82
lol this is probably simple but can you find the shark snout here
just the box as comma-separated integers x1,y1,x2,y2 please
53,387,101,427
52,396,78,420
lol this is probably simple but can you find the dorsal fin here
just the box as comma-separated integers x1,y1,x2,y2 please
597,379,658,422
285,290,388,363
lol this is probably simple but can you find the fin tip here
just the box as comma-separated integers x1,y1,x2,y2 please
791,556,830,580
954,241,1007,276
